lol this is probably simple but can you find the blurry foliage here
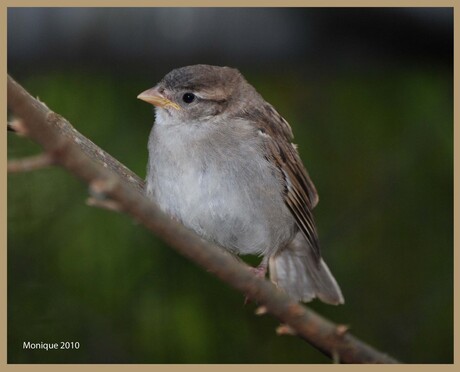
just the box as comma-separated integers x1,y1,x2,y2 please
8,64,452,363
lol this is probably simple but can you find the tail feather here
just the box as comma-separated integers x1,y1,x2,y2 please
269,233,344,305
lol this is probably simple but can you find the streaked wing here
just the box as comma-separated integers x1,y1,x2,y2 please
240,103,321,261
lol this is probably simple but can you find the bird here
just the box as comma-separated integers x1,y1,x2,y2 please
137,64,344,305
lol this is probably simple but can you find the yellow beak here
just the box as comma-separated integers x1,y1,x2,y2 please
137,87,181,110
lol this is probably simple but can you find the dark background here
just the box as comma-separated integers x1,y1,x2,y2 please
7,7,453,363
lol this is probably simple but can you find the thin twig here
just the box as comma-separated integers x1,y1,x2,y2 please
7,74,400,364
255,305,268,315
7,122,17,132
7,119,27,136
276,324,296,336
86,196,123,212
7,153,54,173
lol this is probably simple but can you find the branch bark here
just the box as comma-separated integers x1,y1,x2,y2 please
7,74,400,364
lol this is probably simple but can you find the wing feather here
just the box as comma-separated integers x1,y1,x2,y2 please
241,104,321,261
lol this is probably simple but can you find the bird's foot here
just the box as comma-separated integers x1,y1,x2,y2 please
250,264,267,279
244,264,268,305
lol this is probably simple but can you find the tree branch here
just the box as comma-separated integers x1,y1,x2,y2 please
7,74,400,364
8,92,145,192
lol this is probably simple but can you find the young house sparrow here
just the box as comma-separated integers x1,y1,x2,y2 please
138,65,344,305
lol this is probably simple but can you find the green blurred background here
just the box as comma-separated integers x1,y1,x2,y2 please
7,8,452,363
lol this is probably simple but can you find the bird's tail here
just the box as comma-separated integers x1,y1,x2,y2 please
269,233,344,305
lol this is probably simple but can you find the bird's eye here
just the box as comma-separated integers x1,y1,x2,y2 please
182,93,195,104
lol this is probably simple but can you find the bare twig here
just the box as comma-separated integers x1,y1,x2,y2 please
7,119,27,136
7,153,54,173
7,74,400,364
336,324,350,337
86,197,123,212
255,305,268,315
276,324,296,336
7,122,17,132
10,99,144,192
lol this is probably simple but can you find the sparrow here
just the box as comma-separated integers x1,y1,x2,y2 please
137,64,344,305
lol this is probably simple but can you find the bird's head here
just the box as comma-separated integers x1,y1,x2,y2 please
137,64,255,124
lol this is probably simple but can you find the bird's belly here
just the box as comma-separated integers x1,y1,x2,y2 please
147,155,296,256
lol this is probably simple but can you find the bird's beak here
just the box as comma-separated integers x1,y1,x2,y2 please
137,87,181,110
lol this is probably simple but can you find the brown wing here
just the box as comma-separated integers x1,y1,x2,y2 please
248,104,321,261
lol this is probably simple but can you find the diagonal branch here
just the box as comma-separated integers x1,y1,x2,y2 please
7,74,400,364
8,94,145,192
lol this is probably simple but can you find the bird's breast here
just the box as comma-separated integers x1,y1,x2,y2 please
146,122,296,256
